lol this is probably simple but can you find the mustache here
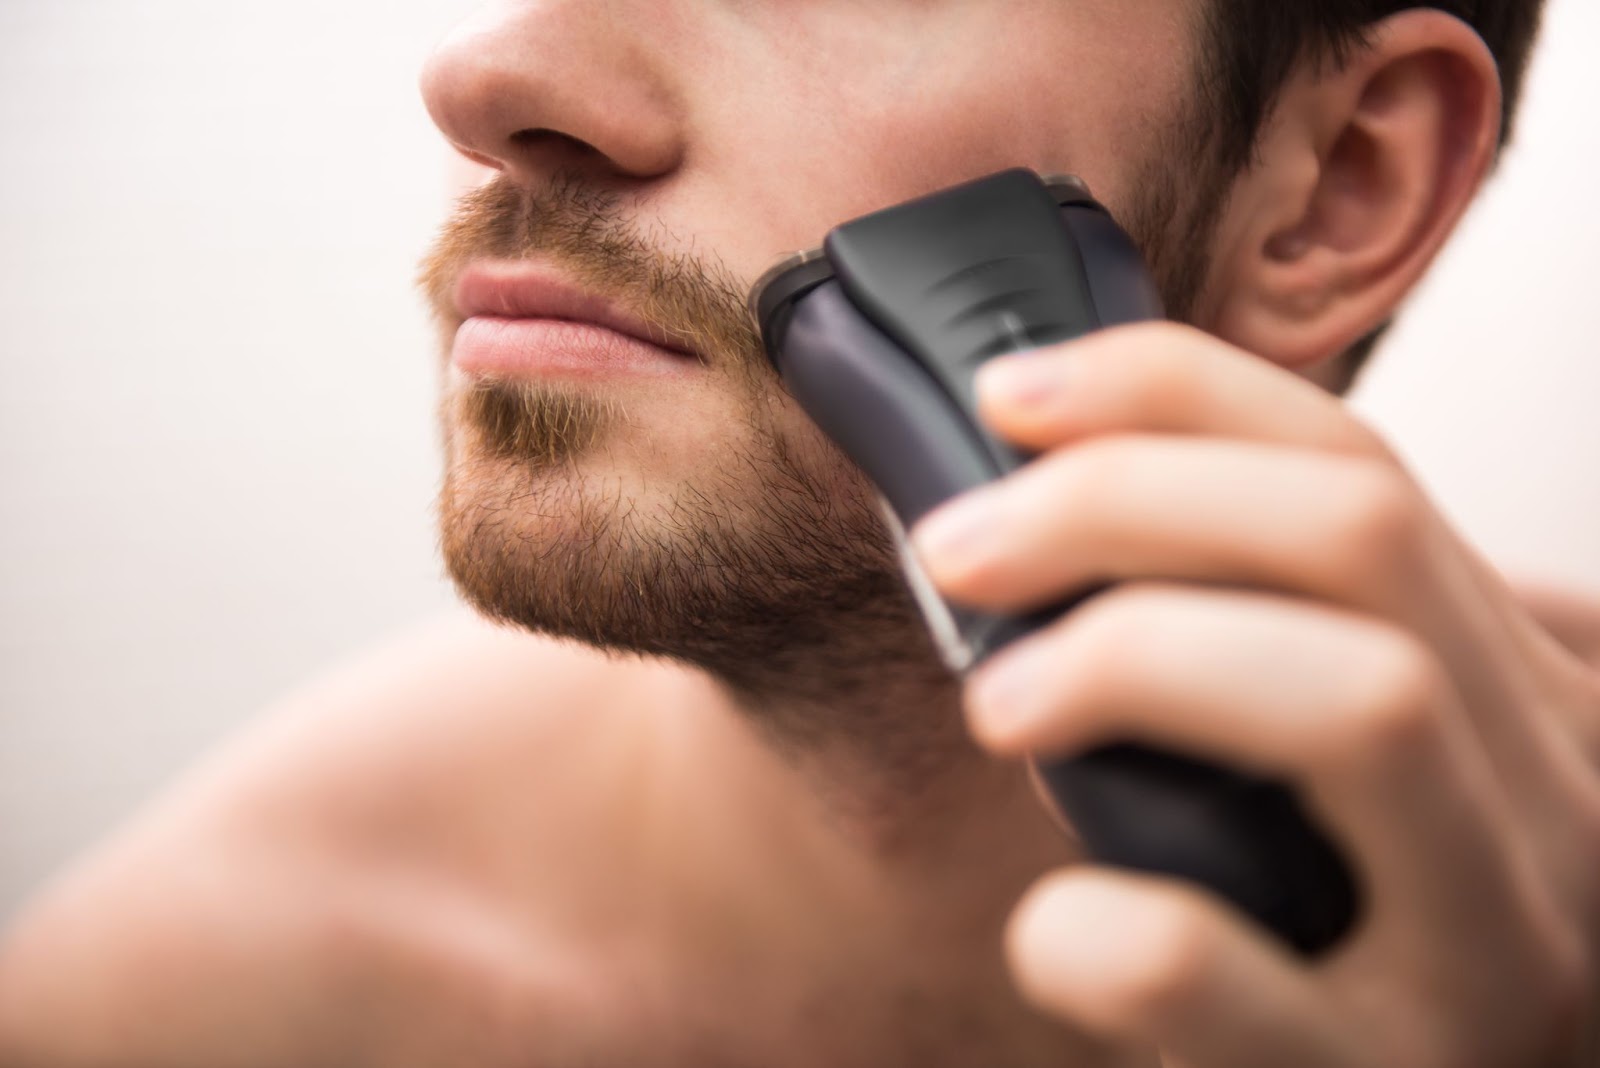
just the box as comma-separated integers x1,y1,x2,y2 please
418,172,763,375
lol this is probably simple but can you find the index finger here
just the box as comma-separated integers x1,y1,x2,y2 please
975,322,1391,459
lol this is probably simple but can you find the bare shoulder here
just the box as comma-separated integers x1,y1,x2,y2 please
0,614,705,1067
188,611,705,843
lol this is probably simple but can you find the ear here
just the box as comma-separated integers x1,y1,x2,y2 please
1202,10,1503,372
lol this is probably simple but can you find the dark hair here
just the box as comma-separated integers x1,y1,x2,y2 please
1196,1,1547,390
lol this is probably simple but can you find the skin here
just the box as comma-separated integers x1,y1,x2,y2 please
2,2,1599,1066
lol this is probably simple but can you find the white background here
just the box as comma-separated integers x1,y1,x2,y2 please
2,0,1597,916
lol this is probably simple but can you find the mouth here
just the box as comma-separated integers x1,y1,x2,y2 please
449,261,702,380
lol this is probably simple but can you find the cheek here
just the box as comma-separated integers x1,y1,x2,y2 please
855,20,1193,216
757,382,887,508
443,155,498,204
678,0,1194,281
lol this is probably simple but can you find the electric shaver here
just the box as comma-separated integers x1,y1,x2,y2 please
748,168,1360,956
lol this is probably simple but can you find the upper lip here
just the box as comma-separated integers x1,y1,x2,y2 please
452,262,695,356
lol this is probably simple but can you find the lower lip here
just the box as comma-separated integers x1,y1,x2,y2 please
451,316,700,379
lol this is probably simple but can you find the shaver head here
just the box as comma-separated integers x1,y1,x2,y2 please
748,171,1101,367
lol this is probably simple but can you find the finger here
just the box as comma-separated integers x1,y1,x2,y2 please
968,323,1592,812
1006,868,1354,1068
914,436,1433,620
974,322,1387,459
967,584,1537,953
912,434,1565,808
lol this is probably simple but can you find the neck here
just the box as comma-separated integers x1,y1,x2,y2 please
639,652,1125,1068
705,630,1082,912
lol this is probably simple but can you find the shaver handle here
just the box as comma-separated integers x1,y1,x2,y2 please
1036,743,1359,956
781,281,1361,956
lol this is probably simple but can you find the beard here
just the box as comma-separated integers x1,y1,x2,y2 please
421,138,1229,743
436,367,936,744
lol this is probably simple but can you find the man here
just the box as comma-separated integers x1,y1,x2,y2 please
2,0,1596,1064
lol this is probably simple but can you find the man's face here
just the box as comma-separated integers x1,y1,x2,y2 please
418,0,1218,718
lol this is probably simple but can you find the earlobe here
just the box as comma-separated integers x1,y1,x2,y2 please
1207,11,1502,373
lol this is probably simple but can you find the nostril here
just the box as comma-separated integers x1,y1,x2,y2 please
450,142,506,172
509,127,602,160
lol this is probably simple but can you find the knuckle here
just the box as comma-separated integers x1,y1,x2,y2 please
1327,632,1449,766
1061,588,1161,698
1142,319,1212,355
1344,416,1403,463
1324,465,1427,583
1114,331,1200,411
1056,435,1143,512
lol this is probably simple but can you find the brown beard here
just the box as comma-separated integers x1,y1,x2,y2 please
436,369,942,746
420,138,1227,747
422,176,954,749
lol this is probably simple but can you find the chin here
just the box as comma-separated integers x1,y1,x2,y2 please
439,372,927,686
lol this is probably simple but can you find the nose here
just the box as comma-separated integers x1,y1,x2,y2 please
420,2,685,185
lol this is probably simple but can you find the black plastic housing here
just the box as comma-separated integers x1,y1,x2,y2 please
752,168,1361,956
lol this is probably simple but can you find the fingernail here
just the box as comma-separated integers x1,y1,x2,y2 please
977,353,1072,409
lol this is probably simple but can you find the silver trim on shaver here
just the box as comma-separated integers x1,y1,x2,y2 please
1040,173,1093,202
748,246,826,331
877,499,976,675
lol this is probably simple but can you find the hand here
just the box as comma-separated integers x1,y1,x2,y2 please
910,323,1600,1067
